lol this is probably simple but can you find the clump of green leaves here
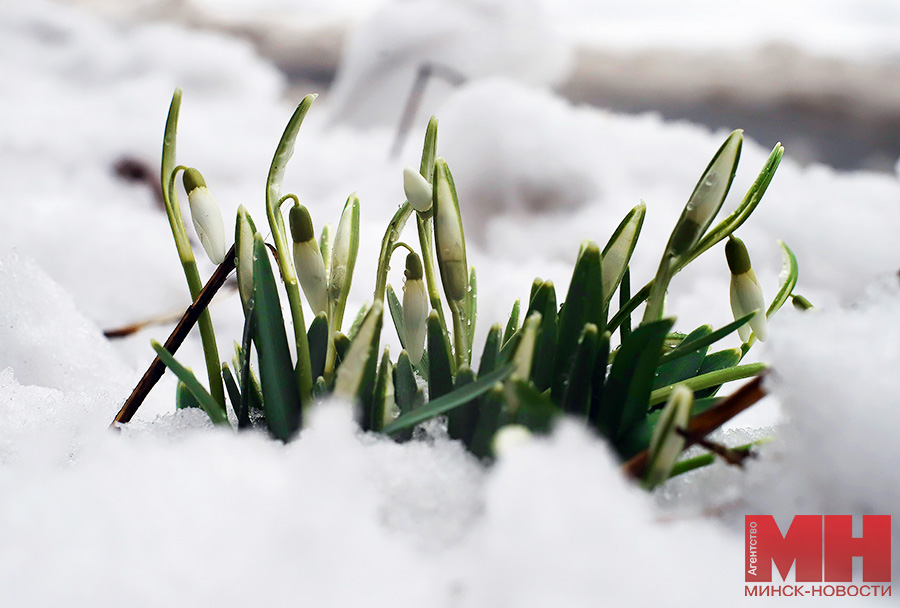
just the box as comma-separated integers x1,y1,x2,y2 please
127,89,802,489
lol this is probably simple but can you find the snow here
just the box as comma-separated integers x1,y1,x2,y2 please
2,0,900,604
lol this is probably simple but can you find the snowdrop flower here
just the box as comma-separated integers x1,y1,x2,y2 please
433,157,468,302
234,205,257,308
669,130,742,256
182,168,227,265
402,252,428,365
726,235,767,342
289,204,328,315
403,166,433,212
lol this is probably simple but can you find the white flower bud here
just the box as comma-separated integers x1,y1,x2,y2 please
403,166,433,212
402,253,428,365
183,168,227,265
492,424,533,456
290,204,328,315
726,236,767,342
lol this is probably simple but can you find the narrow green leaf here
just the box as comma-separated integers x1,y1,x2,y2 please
560,323,599,417
447,365,478,445
307,312,329,382
503,298,520,346
394,351,424,417
386,283,407,350
660,312,753,365
152,341,229,427
469,385,505,459
347,301,371,342
477,324,502,378
601,203,645,307
596,318,673,440
650,360,765,406
587,330,611,429
644,384,692,489
221,364,242,422
465,265,477,362
527,281,558,391
693,348,743,398
382,364,515,435
252,236,302,441
427,309,454,399
419,116,438,183
553,243,604,402
333,301,383,422
370,348,394,433
175,378,201,411
502,380,558,435
511,312,542,382
333,332,351,368
652,325,711,390
766,240,798,319
618,266,632,343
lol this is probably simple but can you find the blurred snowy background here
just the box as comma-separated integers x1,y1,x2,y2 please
1,0,899,605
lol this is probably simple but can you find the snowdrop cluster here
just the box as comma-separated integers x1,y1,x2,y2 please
116,88,804,490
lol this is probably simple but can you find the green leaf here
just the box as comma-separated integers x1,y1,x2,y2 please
394,351,424,417
503,298,520,346
618,266,632,343
152,341,229,427
502,380,558,435
527,280,558,391
252,235,302,441
595,318,673,440
693,348,743,398
370,348,394,433
766,240,798,319
307,312,329,382
221,364,242,422
447,365,478,445
511,312,542,382
652,324,711,390
427,309,454,399
333,301,383,423
347,301,371,342
659,312,753,366
175,378,201,411
650,360,765,406
477,324,502,378
333,332,351,368
468,385,505,459
560,323,599,418
382,364,515,435
465,265,477,362
587,330,611,429
553,243,604,402
644,384,692,489
386,283,407,351
601,203,645,307
420,116,438,183
328,194,361,331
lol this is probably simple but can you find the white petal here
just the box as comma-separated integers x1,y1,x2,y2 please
403,167,433,212
402,278,428,365
731,271,767,342
293,239,328,315
188,187,227,265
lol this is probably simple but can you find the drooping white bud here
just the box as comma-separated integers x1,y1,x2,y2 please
403,166,433,212
402,252,428,365
183,168,227,265
726,236,767,342
289,204,328,315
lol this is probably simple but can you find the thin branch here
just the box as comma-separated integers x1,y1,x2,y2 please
621,373,767,479
111,246,236,427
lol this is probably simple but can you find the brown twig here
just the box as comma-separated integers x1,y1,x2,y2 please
111,246,236,427
622,373,767,479
675,427,755,467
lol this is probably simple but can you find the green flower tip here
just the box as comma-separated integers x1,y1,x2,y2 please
791,294,814,311
725,236,752,275
404,252,423,281
289,204,315,243
182,167,206,193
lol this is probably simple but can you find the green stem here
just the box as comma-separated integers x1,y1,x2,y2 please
649,362,767,406
160,91,224,414
373,202,413,302
416,215,448,328
449,301,468,369
642,254,674,324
